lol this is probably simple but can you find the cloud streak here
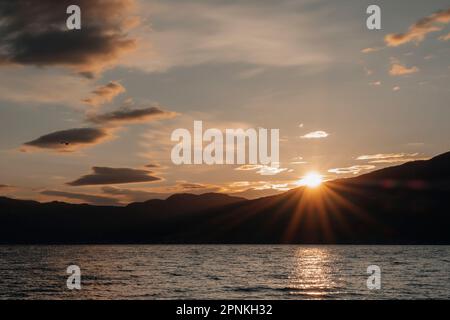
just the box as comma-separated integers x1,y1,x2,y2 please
328,165,375,175
67,167,161,186
357,153,418,161
87,106,178,125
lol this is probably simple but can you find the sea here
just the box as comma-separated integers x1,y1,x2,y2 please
0,245,448,300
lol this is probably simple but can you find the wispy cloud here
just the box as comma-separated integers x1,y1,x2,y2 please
82,81,126,107
385,8,450,47
124,0,332,72
368,157,429,164
300,131,329,139
328,165,375,175
256,166,287,176
357,153,418,160
234,164,287,176
361,47,383,53
234,164,264,171
356,153,427,164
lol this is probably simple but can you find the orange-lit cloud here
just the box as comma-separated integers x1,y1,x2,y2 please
235,164,264,171
385,8,450,46
389,63,419,76
82,81,126,107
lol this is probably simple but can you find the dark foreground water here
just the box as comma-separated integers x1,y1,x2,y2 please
0,245,448,300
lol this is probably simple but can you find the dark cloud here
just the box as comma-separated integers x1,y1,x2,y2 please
82,81,126,107
0,184,11,189
67,167,161,186
0,0,137,77
101,186,169,202
23,127,110,152
87,106,178,125
41,190,121,206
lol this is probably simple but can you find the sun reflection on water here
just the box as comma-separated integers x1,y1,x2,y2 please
288,247,339,298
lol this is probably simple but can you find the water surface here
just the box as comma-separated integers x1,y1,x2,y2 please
0,245,448,299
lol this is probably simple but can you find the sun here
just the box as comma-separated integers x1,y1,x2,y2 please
297,172,323,188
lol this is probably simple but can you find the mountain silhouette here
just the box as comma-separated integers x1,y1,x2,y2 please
1,152,450,244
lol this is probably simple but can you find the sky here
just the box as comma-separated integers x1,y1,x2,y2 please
0,0,449,205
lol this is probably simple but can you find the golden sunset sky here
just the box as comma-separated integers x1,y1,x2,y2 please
0,0,449,205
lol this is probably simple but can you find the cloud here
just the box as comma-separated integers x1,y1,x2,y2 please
123,0,332,72
357,153,418,161
300,131,329,139
82,81,126,107
234,164,264,171
385,8,450,47
67,167,161,186
0,69,90,107
328,165,375,175
234,164,286,176
290,156,307,165
0,184,11,189
22,127,111,152
0,0,137,77
178,183,208,190
145,164,160,168
256,166,287,176
368,157,429,164
41,190,121,206
356,153,428,164
101,186,169,202
361,47,383,53
389,63,419,76
393,86,401,91
369,81,381,86
87,106,177,125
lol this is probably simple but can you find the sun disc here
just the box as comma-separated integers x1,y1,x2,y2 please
298,172,323,188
